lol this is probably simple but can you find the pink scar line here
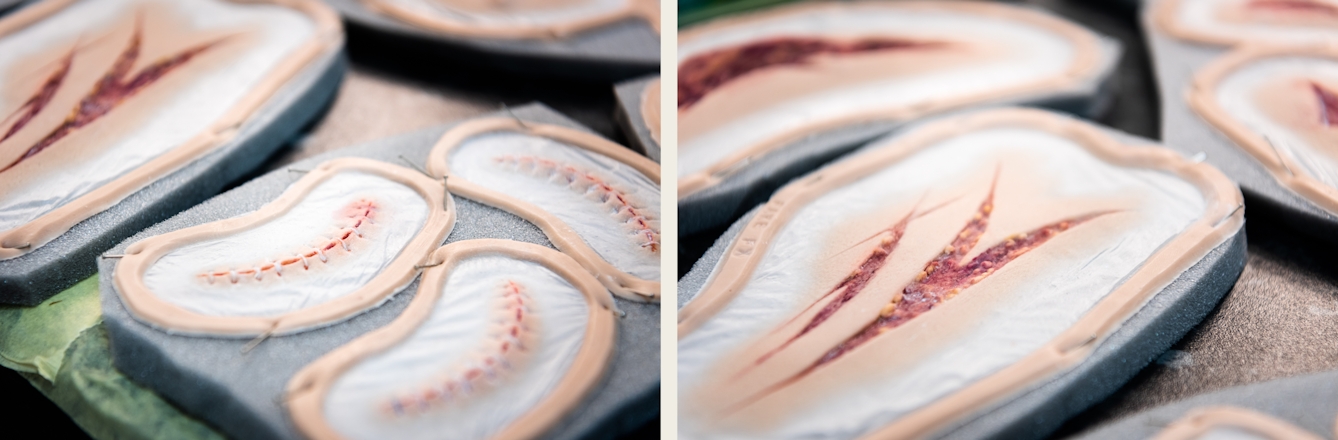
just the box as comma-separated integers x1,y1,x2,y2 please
1311,81,1338,128
196,199,378,284
383,280,533,417
494,154,661,253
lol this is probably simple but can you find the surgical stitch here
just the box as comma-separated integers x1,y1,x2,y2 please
197,199,379,284
493,154,660,253
381,280,534,418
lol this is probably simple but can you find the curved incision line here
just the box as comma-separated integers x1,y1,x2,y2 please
726,171,1115,414
1247,0,1338,16
493,154,660,253
1312,81,1338,128
382,280,533,417
0,15,232,173
197,199,379,284
677,37,948,110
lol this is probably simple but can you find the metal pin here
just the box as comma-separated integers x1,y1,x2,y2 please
713,156,754,179
241,325,277,354
101,254,126,259
287,168,311,175
1216,203,1244,227
415,260,444,270
441,175,451,212
1265,136,1295,176
501,104,529,130
1190,151,1206,163
397,154,432,178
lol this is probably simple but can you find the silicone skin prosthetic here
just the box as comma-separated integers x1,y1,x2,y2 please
676,1,1112,198
286,240,618,440
678,109,1242,439
427,117,662,301
360,0,659,39
114,158,456,336
1152,407,1325,440
1188,46,1338,215
0,0,338,260
1153,0,1338,46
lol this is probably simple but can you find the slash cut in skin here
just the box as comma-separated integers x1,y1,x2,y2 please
1187,46,1338,215
0,0,342,260
678,108,1243,439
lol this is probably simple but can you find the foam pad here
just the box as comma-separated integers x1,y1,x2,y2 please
99,104,659,440
614,75,661,162
326,0,658,82
678,111,1246,440
0,32,345,306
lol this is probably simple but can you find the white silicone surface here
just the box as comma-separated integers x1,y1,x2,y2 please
1170,0,1338,43
1196,426,1271,440
324,254,590,440
677,5,1091,179
1215,56,1338,189
449,131,661,280
379,0,629,27
679,127,1209,439
0,0,316,233
141,171,430,318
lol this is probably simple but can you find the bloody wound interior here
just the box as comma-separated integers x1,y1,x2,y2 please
677,37,946,110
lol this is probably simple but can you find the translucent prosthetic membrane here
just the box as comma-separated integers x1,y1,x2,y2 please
142,171,429,317
679,128,1207,439
449,131,661,281
676,6,1085,179
1198,427,1272,440
1171,0,1338,43
1215,56,1338,188
0,0,316,231
324,255,590,440
375,0,628,27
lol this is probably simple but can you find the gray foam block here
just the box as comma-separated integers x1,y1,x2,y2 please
1144,13,1338,242
0,48,347,306
98,104,659,440
678,113,1248,440
1077,370,1338,439
327,0,658,82
613,75,660,162
678,24,1124,236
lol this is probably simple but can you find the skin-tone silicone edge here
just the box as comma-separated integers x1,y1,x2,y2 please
425,117,662,302
641,78,662,145
677,108,1243,439
359,0,659,39
1151,0,1338,47
284,239,618,440
1152,406,1325,440
0,0,344,260
112,157,457,337
674,0,1110,199
1186,43,1338,216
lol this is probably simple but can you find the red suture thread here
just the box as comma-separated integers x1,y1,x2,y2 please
196,199,378,284
1,14,233,173
383,280,533,417
1247,0,1338,16
1311,81,1338,128
494,155,660,253
678,37,947,110
726,171,1116,414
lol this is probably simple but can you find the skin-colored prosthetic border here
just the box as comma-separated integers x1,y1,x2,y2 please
679,108,1242,439
113,158,457,336
359,0,658,40
0,0,342,260
675,1,1110,199
426,117,661,302
285,239,617,440
1187,44,1338,216
1152,0,1338,46
1153,406,1324,440
641,78,661,145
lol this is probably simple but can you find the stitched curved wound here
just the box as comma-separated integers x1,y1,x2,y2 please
494,154,661,253
196,199,379,285
382,280,534,417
